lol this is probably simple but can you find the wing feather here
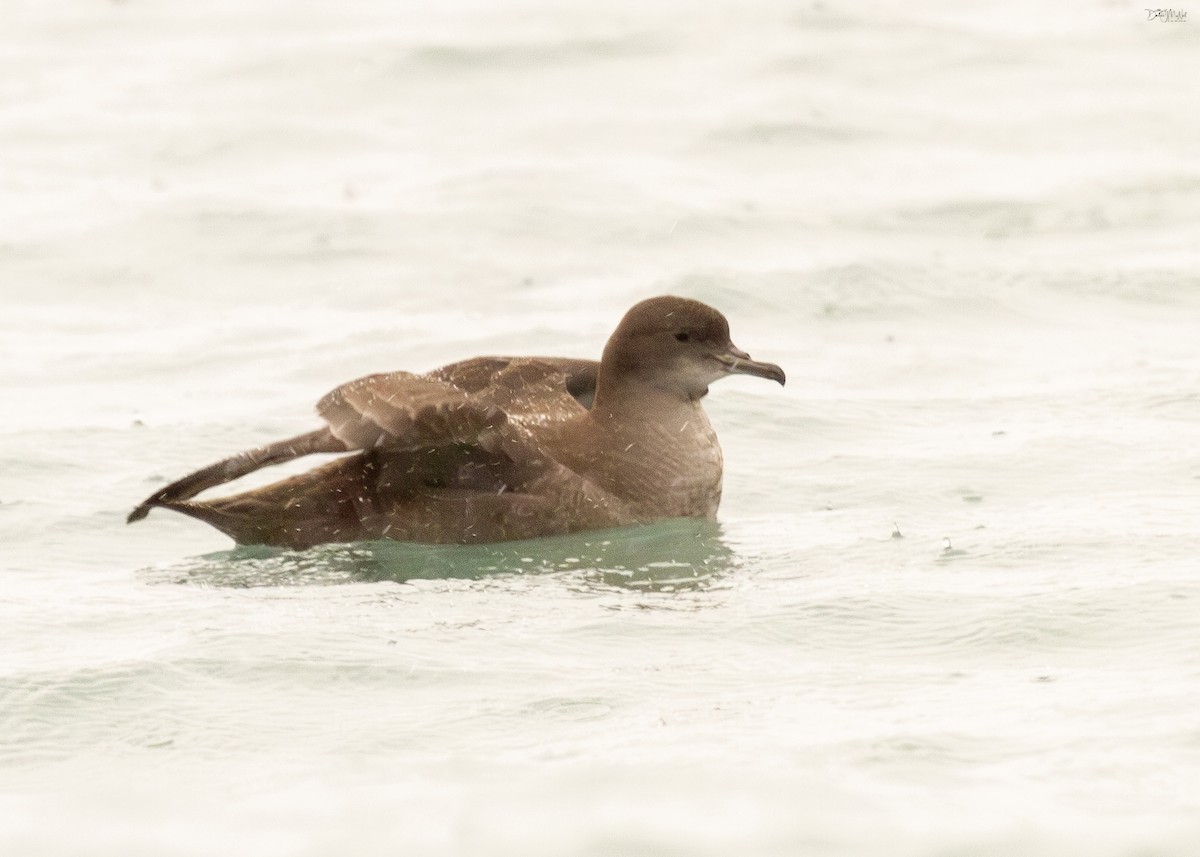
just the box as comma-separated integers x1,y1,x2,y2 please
435,357,596,417
317,372,507,451
316,357,597,454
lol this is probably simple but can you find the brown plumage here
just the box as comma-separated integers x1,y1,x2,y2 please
128,296,785,549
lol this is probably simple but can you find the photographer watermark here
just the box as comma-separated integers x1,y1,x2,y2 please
1145,8,1187,20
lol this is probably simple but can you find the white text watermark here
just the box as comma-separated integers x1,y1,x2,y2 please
1145,8,1187,21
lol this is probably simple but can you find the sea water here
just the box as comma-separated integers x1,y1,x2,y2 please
2,0,1198,854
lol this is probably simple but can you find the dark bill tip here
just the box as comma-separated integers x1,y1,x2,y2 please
721,350,786,386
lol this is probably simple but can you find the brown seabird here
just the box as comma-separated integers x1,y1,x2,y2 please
128,295,785,548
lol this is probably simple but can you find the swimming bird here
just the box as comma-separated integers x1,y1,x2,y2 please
127,296,785,548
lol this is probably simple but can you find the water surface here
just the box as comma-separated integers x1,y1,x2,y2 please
2,1,1199,854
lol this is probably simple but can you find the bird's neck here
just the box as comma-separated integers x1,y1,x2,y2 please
590,373,703,431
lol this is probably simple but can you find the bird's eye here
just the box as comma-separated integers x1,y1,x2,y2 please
674,331,690,342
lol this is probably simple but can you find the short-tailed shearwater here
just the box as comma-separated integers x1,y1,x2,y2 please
128,296,785,548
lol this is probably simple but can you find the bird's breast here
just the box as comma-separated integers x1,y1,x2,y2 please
554,406,724,520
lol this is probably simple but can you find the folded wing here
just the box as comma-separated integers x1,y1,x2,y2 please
317,371,508,451
128,356,600,525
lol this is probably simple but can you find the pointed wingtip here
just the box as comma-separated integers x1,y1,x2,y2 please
127,504,151,524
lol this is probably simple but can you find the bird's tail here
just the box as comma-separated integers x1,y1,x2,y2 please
127,426,347,523
144,452,378,548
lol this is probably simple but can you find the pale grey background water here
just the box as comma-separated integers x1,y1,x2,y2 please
2,1,1198,854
